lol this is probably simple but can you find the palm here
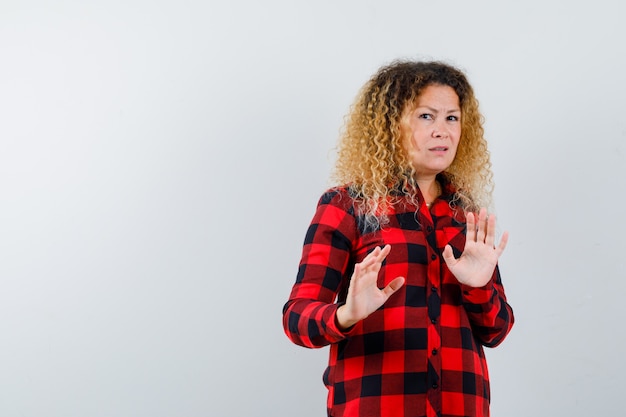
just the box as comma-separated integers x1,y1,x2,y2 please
443,208,508,288
336,245,404,329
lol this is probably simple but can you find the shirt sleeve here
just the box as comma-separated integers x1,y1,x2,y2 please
282,190,357,348
460,265,514,347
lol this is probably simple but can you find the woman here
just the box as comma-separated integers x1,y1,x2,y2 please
282,60,514,417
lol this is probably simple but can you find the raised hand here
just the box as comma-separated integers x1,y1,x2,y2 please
336,245,405,330
442,208,509,288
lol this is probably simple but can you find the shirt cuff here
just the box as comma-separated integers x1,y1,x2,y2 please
460,281,495,304
324,303,357,341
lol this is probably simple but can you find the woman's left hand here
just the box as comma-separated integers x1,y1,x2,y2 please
442,208,508,288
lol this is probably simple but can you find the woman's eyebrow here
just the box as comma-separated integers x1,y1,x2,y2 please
415,105,461,114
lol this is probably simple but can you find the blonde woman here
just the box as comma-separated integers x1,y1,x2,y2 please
283,60,514,417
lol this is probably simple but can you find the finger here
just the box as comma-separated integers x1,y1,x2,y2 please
377,244,392,260
495,230,509,256
441,244,457,267
466,211,476,242
364,245,389,262
369,245,391,267
350,262,376,292
476,208,487,243
382,277,405,298
370,245,392,273
485,213,497,248
351,262,363,281
357,245,390,278
360,246,382,268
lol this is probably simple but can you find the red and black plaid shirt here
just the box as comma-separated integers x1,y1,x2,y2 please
283,185,514,417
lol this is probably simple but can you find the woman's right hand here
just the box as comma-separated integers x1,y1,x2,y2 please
336,245,405,330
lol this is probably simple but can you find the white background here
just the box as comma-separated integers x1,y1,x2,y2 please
1,1,625,416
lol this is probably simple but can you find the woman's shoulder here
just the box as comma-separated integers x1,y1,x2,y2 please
316,185,355,209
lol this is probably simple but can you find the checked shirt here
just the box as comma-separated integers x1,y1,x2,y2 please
282,184,514,417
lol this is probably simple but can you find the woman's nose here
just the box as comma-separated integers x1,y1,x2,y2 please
432,120,448,138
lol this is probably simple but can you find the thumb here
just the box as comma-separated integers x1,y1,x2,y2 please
382,277,405,298
442,245,457,267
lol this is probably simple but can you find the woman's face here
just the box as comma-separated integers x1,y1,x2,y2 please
403,84,461,180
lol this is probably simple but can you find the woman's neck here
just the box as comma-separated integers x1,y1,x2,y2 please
416,176,441,206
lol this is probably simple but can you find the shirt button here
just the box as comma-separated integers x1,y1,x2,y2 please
431,318,436,324
431,287,437,292
432,383,438,389
430,254,437,261
426,226,433,232
432,349,438,355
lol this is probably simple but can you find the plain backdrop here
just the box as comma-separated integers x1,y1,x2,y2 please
1,1,625,416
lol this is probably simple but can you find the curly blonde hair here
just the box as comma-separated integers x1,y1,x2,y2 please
331,60,493,222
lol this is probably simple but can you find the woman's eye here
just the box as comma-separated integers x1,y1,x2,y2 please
419,113,432,120
447,115,459,121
